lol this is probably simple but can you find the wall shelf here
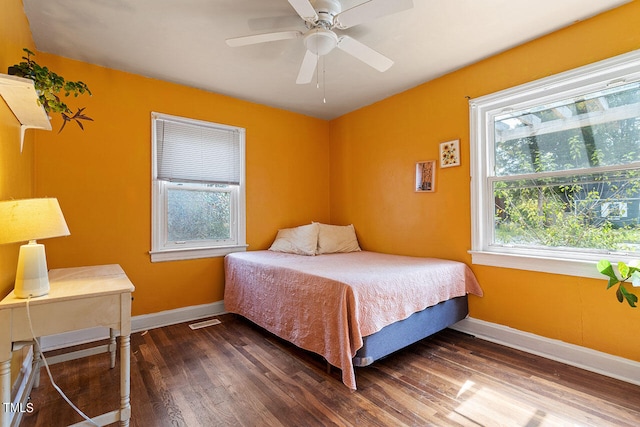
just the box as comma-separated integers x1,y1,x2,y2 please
0,73,52,151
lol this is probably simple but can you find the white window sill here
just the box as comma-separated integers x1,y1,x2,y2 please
468,249,612,280
150,244,247,262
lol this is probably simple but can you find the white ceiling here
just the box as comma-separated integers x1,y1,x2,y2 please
23,0,629,120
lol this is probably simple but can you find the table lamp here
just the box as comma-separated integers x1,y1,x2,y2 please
0,198,70,298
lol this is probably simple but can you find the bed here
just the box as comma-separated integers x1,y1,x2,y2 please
224,247,483,390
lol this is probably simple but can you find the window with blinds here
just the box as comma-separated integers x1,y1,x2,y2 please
150,113,246,262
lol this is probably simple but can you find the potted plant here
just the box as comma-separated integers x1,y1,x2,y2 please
596,259,639,307
9,48,92,133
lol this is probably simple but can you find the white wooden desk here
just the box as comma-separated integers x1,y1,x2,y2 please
0,265,134,427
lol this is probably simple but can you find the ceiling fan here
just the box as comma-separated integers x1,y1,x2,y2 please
225,0,413,84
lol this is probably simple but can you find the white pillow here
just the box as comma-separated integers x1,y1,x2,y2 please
315,223,361,254
268,223,319,256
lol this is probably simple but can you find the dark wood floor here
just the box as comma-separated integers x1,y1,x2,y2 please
20,314,640,426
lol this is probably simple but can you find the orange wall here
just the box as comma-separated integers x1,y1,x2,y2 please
0,0,37,298
329,1,640,362
30,55,330,316
0,0,40,391
2,0,638,365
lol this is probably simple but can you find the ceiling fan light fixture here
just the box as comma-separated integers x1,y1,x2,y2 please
303,28,338,56
228,0,413,85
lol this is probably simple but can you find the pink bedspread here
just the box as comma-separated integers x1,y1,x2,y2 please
224,250,482,390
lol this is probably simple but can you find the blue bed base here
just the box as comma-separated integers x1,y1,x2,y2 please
352,296,469,367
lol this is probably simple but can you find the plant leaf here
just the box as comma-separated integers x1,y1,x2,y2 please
619,285,638,308
597,260,617,278
616,285,624,303
58,119,68,134
597,260,620,289
618,262,630,280
628,262,640,281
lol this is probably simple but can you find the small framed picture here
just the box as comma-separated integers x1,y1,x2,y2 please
415,160,436,192
439,139,460,168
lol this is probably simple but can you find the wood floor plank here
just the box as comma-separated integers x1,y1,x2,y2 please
426,336,638,426
20,314,640,427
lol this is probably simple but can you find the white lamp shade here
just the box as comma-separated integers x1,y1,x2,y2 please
0,198,70,244
0,198,70,298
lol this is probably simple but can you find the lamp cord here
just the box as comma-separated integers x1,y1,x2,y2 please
25,296,99,426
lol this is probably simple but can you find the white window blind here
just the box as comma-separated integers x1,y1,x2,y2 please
154,115,242,185
151,112,247,262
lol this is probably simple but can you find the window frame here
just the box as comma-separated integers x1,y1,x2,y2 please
469,49,640,279
150,112,246,262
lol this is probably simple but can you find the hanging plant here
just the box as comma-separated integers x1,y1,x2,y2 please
8,48,93,133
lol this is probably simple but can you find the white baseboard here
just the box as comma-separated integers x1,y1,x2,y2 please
451,317,640,386
40,300,227,351
38,304,640,387
131,300,226,333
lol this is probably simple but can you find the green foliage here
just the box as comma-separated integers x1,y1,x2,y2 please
9,48,92,133
167,187,231,242
494,171,640,251
596,259,640,307
493,91,640,252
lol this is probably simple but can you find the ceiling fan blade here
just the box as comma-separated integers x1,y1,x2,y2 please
287,0,318,24
337,36,393,72
335,0,413,29
248,15,304,32
226,30,302,47
296,50,318,84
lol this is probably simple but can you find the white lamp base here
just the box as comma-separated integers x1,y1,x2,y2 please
14,240,50,298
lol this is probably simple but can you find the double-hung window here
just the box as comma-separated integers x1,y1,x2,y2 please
470,50,640,278
151,112,246,262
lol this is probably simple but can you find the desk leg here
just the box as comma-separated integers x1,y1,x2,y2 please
33,339,41,388
109,329,116,369
119,335,131,426
1,359,10,427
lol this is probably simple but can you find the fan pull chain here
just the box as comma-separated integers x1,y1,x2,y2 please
313,53,326,104
316,52,320,89
322,58,326,104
